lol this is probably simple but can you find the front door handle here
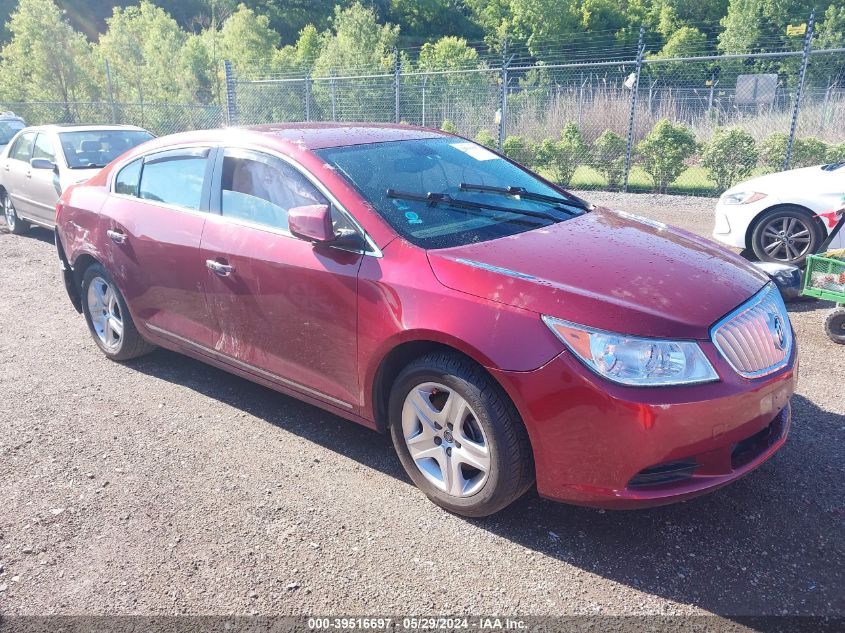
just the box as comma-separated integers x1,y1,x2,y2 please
25,171,31,179
206,259,234,276
106,229,127,244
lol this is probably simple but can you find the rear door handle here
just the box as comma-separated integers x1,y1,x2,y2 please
206,259,234,276
25,171,31,179
106,229,127,244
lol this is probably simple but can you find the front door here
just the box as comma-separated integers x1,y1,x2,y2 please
25,132,62,224
3,131,36,217
102,147,216,348
200,148,363,409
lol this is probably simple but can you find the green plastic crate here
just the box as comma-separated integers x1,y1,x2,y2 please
802,253,845,303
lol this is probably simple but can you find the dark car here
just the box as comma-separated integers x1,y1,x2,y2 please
54,124,796,516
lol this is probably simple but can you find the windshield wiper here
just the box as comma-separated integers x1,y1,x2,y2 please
459,182,591,211
385,189,567,223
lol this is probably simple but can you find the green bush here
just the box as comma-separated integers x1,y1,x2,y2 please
534,123,586,186
636,119,697,193
502,135,535,167
474,129,497,149
827,143,845,163
792,137,829,168
591,129,626,190
440,119,458,134
701,127,758,192
760,132,789,171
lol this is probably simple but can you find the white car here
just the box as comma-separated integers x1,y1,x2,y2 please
713,162,844,265
0,124,153,234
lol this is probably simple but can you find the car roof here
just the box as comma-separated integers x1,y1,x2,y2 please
243,122,447,150
137,122,449,153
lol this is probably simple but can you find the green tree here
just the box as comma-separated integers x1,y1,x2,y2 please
97,1,187,104
701,127,758,191
502,135,535,167
440,119,459,134
474,129,497,148
313,2,399,76
535,123,587,186
0,0,101,111
636,119,697,193
591,129,626,189
792,137,829,168
217,3,280,77
760,132,788,170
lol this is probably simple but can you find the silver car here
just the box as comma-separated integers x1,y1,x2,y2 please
0,124,153,234
0,112,27,153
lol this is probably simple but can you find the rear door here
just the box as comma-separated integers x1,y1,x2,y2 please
24,132,62,224
199,147,363,409
101,146,217,348
3,131,36,217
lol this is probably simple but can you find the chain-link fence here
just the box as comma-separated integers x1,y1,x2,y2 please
231,35,844,197
0,101,224,136
2,19,843,198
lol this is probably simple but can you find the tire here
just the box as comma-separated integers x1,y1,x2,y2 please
80,263,155,361
2,190,30,235
824,309,845,345
388,351,534,517
751,207,824,265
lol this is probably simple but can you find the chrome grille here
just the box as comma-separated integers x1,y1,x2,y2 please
712,283,793,379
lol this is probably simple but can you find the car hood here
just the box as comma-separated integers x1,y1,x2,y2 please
725,164,842,197
426,208,770,340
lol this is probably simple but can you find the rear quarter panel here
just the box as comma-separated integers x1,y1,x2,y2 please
56,182,110,269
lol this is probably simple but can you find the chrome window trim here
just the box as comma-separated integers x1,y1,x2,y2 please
710,282,794,379
144,322,354,410
108,141,383,258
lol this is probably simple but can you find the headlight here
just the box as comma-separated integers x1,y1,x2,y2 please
720,191,767,205
542,316,719,387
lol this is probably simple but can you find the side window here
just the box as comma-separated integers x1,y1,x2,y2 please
114,158,142,196
9,132,36,162
139,151,208,210
221,150,328,231
32,133,56,162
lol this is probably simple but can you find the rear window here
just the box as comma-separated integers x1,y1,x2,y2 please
59,129,153,169
0,119,25,145
139,153,208,210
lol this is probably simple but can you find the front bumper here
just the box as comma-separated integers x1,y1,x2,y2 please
712,198,777,249
491,344,796,509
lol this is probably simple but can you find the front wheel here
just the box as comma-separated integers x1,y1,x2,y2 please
3,191,29,235
825,309,845,345
751,208,823,265
388,352,534,517
81,264,155,361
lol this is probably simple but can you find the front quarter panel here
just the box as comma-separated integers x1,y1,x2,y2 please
357,238,563,421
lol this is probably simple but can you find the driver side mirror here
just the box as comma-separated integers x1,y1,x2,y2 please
288,204,334,243
30,157,57,171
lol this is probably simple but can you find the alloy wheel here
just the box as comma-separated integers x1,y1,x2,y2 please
760,216,813,262
3,194,16,231
86,276,124,351
401,382,490,497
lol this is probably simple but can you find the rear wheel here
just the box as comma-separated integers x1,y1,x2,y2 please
81,264,155,361
824,309,845,345
388,351,534,517
3,191,29,235
751,207,823,265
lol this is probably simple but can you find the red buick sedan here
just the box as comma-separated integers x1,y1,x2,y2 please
54,124,796,517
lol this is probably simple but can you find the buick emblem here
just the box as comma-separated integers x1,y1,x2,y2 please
769,313,787,351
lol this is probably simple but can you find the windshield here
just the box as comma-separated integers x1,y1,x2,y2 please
59,129,154,169
0,120,25,145
316,138,583,249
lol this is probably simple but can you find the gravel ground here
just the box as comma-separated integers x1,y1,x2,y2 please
0,193,842,621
